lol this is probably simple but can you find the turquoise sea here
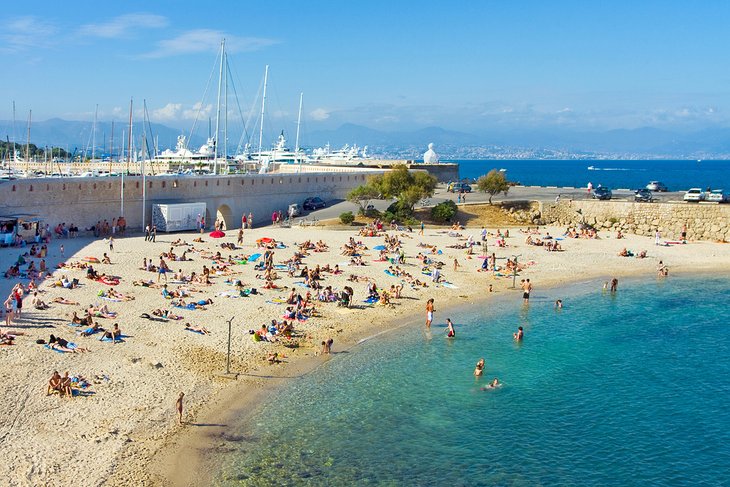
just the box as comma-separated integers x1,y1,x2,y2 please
214,277,730,486
455,159,730,192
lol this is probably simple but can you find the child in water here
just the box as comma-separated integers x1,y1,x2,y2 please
481,378,501,390
446,318,455,338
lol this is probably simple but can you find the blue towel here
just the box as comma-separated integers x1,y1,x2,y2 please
100,334,128,342
185,328,206,335
373,245,387,250
384,270,397,277
363,296,379,304
248,253,262,262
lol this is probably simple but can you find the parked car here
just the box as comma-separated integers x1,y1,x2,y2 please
592,186,612,200
634,189,655,202
449,182,472,193
303,196,326,210
683,188,705,202
707,189,728,203
646,181,668,192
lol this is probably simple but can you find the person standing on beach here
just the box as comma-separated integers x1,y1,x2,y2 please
176,392,185,424
425,298,434,328
419,221,424,236
248,212,254,229
151,225,157,243
144,224,151,242
681,223,687,242
109,236,114,252
655,230,661,246
237,228,244,246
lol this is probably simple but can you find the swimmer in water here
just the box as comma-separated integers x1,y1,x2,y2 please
474,358,485,377
481,378,501,390
446,318,455,338
555,299,563,309
513,326,523,341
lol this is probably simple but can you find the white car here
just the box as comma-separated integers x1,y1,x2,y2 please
707,189,728,203
683,188,705,202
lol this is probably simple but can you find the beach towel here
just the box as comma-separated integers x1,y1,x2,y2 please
82,257,100,263
384,270,397,277
269,298,288,304
100,296,123,302
442,282,459,289
293,281,309,288
185,328,207,335
363,296,379,304
173,303,198,310
45,344,67,353
248,253,262,262
373,245,387,251
96,277,120,286
99,334,127,343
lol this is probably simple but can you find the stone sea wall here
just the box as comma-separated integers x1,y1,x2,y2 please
537,200,730,242
0,170,383,231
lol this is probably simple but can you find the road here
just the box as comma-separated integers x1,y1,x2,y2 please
303,185,687,221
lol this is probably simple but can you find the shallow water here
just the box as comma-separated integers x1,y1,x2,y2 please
214,277,730,486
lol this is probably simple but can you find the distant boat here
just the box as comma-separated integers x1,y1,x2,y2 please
499,168,507,172
587,165,596,170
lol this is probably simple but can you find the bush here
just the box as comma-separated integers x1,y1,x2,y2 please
431,200,458,223
339,211,355,225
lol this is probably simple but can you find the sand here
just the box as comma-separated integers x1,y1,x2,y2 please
1,221,729,487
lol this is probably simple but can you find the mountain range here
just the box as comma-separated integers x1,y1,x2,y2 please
2,118,730,158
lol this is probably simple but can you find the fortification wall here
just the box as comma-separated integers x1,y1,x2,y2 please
538,200,730,242
0,171,382,230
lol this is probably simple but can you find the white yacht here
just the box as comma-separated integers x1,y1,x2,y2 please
240,131,306,165
309,143,372,165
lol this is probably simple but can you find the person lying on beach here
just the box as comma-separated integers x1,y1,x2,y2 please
267,352,281,364
48,334,90,353
79,321,102,337
133,279,160,288
184,323,210,335
103,288,135,301
53,297,79,305
617,248,634,257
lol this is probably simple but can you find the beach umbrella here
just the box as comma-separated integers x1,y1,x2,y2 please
210,230,226,238
257,237,274,244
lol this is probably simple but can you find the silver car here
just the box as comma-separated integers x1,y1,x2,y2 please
646,181,668,192
707,189,728,203
683,188,705,202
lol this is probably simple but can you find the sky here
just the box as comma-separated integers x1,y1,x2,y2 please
3,0,730,137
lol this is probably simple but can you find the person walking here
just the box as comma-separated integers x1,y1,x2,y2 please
176,392,185,425
425,298,435,328
151,225,157,243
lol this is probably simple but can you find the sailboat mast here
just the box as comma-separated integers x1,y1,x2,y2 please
127,98,133,174
295,92,303,157
224,48,228,174
26,110,31,174
92,104,98,164
258,65,269,157
214,39,225,174
12,101,16,170
110,121,114,174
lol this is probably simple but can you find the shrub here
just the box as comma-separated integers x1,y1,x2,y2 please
431,200,458,223
339,211,355,225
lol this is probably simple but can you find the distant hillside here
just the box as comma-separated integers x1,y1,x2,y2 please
3,118,730,158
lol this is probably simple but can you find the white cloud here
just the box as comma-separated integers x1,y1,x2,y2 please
140,29,277,58
152,103,183,121
310,108,330,121
183,102,213,120
79,13,168,39
0,16,58,53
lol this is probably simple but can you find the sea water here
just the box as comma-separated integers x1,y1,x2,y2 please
455,159,730,192
214,277,730,486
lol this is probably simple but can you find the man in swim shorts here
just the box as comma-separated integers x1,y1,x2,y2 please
521,279,532,304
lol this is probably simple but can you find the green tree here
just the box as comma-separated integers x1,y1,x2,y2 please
365,164,437,216
339,211,355,225
477,169,511,204
431,200,458,222
347,185,380,214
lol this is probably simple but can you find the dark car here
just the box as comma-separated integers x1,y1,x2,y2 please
592,187,612,200
634,188,655,202
303,196,326,210
450,182,472,193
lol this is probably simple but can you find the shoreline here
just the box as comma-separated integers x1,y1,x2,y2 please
152,267,728,487
2,221,730,486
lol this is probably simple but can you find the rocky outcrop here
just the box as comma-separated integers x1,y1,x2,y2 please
538,200,730,242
